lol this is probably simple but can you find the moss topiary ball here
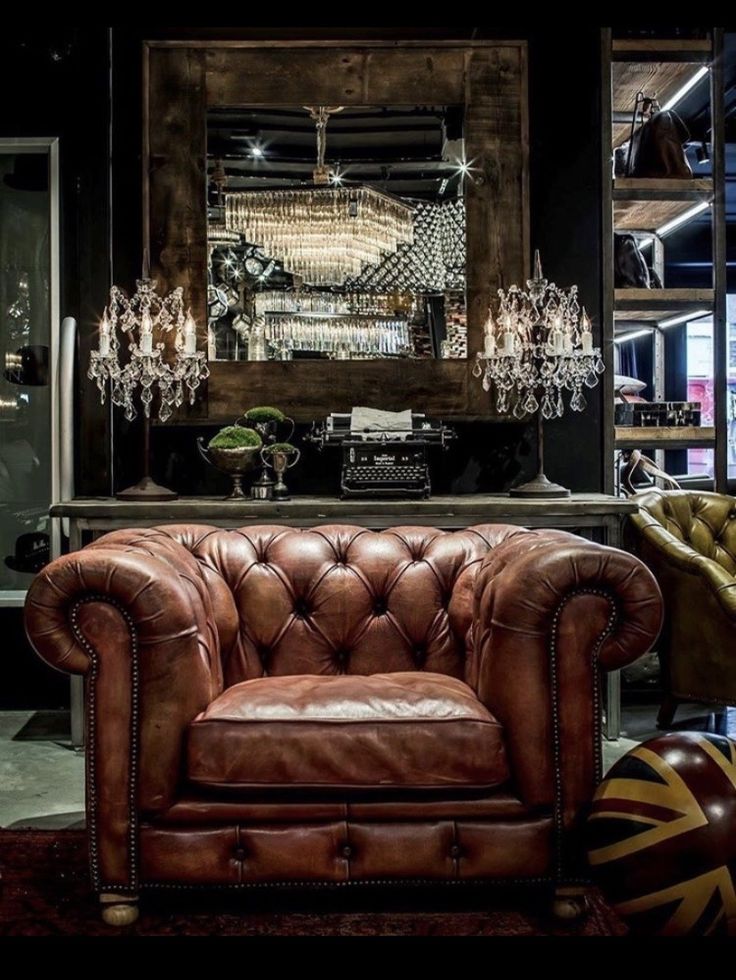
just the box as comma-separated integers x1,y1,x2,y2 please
208,426,262,450
243,406,285,424
263,442,297,455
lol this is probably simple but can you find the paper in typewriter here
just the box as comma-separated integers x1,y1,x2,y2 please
350,407,413,441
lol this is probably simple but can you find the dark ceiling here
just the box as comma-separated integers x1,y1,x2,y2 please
207,105,466,202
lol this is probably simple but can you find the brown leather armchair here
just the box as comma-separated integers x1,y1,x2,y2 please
627,489,736,727
24,523,662,925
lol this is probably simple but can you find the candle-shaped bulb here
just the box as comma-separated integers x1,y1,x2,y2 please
140,310,153,355
183,309,197,355
99,307,111,357
580,307,594,354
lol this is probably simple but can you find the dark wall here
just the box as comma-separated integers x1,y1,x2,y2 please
0,29,112,709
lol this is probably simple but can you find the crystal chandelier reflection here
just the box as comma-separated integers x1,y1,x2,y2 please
226,187,414,286
473,251,604,498
224,106,414,286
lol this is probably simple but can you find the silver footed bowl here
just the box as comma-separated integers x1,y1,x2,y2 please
197,439,261,500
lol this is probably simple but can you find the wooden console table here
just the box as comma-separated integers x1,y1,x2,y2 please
53,493,637,743
53,493,635,548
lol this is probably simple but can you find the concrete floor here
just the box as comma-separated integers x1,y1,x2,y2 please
0,700,733,829
0,712,84,829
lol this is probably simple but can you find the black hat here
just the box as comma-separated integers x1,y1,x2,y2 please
3,155,48,192
5,532,49,574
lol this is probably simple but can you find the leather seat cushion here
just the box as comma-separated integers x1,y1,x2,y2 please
187,672,509,792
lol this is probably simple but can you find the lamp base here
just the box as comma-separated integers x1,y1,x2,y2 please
509,472,571,499
116,476,178,502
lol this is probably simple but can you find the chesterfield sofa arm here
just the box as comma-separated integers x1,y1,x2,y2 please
470,530,663,831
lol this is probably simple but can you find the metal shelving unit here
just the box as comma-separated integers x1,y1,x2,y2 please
602,29,727,493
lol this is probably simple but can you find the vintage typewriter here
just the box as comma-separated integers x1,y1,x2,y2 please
308,409,455,499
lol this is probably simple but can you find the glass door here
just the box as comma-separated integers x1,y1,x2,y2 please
0,140,59,606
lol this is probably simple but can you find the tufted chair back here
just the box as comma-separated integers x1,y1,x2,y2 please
140,523,527,688
631,489,736,574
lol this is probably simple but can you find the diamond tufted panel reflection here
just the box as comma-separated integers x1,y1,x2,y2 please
156,523,527,687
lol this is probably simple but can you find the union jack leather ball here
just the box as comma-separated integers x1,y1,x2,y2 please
587,732,736,936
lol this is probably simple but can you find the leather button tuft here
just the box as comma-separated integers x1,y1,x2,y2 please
294,599,310,618
342,844,353,859
373,598,387,615
234,847,247,862
450,844,462,859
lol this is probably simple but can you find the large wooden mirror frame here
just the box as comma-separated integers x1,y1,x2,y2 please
144,40,528,421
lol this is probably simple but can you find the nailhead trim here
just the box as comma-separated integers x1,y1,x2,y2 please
141,874,589,891
549,588,617,882
70,594,140,895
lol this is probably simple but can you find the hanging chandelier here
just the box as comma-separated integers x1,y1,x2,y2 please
224,107,414,286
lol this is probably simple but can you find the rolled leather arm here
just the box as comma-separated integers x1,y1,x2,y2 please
25,539,222,830
470,530,662,826
629,510,736,620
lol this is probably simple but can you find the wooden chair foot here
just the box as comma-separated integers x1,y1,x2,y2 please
657,694,679,729
100,892,139,927
552,887,589,922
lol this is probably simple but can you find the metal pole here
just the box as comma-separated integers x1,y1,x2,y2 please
711,28,727,492
536,407,545,478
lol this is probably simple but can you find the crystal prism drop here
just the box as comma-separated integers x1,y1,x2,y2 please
523,392,539,414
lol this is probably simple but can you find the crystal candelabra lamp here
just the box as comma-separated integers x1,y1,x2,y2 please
473,251,604,498
88,268,209,500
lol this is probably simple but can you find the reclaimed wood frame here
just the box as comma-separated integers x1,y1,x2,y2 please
143,39,529,421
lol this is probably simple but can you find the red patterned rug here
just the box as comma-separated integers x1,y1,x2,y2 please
0,831,626,936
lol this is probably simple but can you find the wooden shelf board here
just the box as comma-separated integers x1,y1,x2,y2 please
614,288,714,322
612,38,711,58
613,179,713,230
613,178,713,198
615,426,715,449
611,59,709,145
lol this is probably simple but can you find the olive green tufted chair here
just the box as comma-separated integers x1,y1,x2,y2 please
627,489,736,727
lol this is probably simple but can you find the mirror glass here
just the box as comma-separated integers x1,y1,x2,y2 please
0,148,52,595
206,104,468,362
